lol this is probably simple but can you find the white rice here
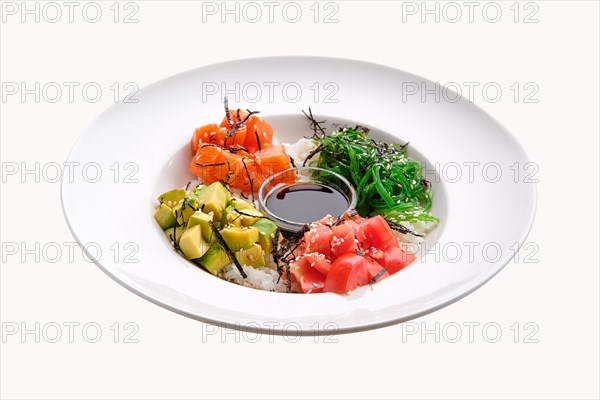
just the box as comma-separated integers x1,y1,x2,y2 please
283,138,319,165
220,263,288,292
393,220,436,244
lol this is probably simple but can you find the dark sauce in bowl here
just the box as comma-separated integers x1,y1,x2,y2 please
258,167,357,233
265,183,349,224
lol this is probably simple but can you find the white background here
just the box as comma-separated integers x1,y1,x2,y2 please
1,1,599,399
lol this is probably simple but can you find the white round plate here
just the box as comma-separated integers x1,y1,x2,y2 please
62,57,536,335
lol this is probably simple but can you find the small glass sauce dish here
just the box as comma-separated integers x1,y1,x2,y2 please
258,167,357,233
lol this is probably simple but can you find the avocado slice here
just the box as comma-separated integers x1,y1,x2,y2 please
229,198,262,226
164,225,186,246
195,243,230,275
230,198,255,210
221,205,242,228
179,225,210,260
172,196,200,226
157,189,187,208
219,226,259,252
187,211,216,242
252,219,278,254
196,182,230,223
235,243,265,268
237,207,264,227
154,204,176,229
192,184,205,198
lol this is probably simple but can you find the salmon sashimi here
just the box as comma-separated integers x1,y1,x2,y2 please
189,145,227,185
191,124,219,154
188,108,292,194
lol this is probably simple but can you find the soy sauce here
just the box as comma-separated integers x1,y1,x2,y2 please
265,183,349,224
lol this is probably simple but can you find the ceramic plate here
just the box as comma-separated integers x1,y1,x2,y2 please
62,57,536,334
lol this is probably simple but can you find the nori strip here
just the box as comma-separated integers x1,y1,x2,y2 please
254,130,262,151
369,268,387,285
208,221,247,279
302,144,323,167
233,208,267,219
241,157,255,203
302,106,326,138
195,163,226,167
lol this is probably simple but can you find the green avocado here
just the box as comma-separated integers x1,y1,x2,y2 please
192,184,205,197
196,243,230,275
154,204,176,229
164,225,186,246
172,196,200,226
230,198,254,210
221,205,242,228
179,225,210,260
252,219,278,254
187,211,216,242
219,226,259,252
235,243,265,268
157,189,187,208
196,182,230,223
237,207,264,227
